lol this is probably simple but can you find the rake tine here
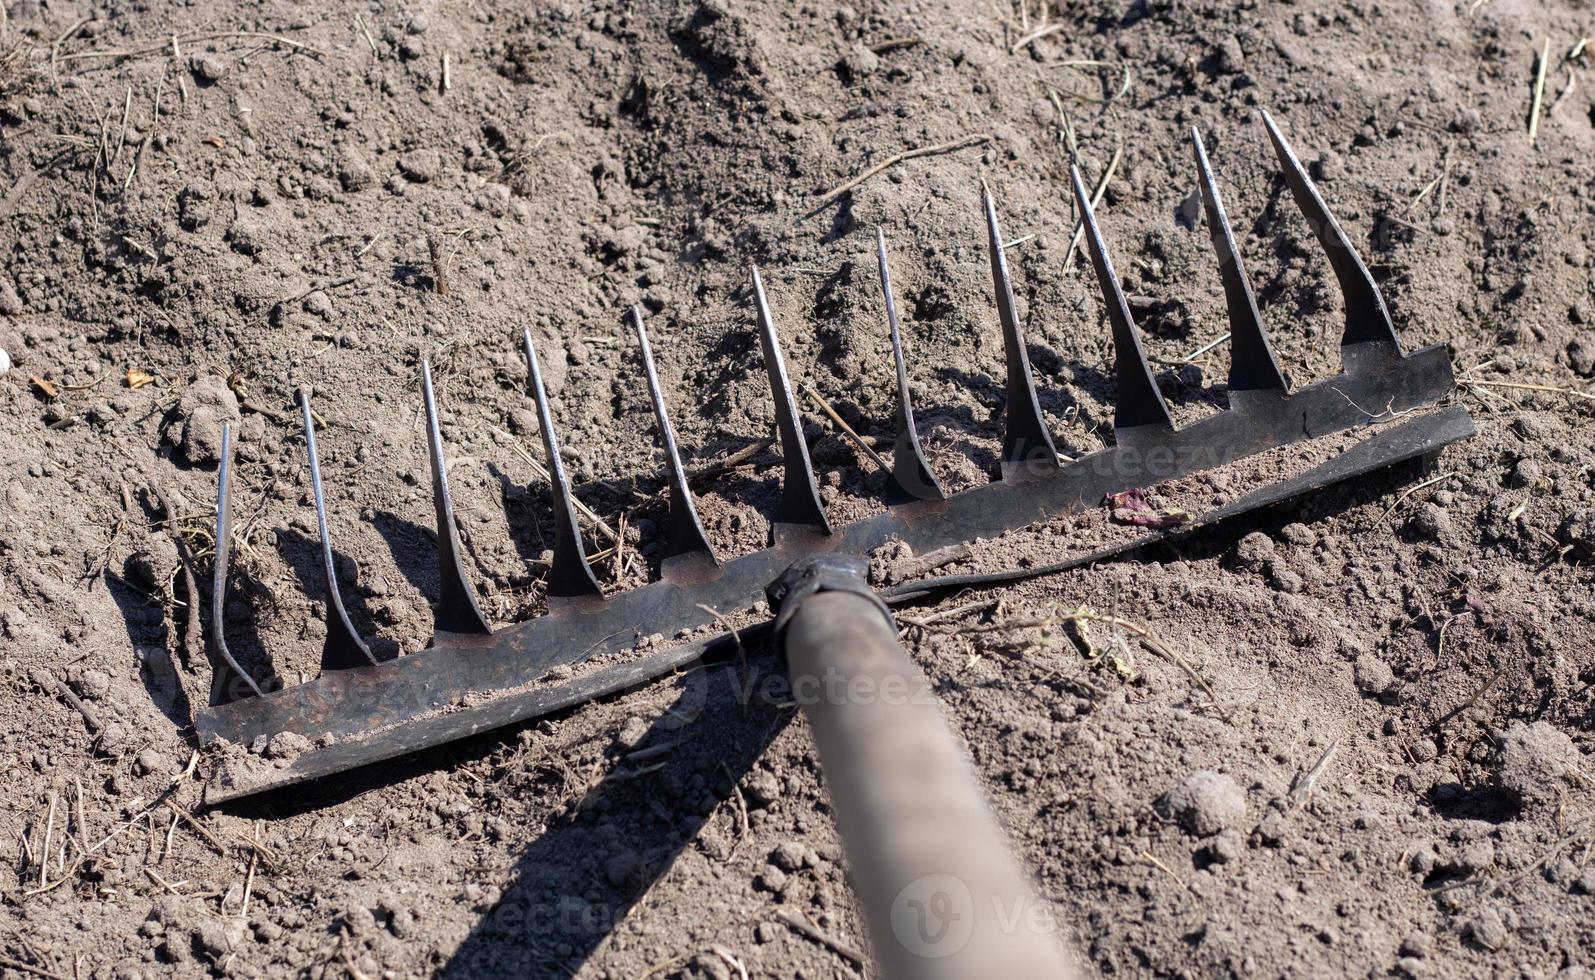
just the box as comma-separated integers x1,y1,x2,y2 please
210,423,266,704
875,228,946,504
420,360,494,634
1069,166,1175,437
750,265,832,537
983,187,1058,478
629,306,718,571
298,389,378,671
521,331,606,601
1259,109,1401,353
1191,128,1288,395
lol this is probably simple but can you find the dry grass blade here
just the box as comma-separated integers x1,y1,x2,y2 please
1042,60,1133,105
1528,38,1550,144
812,133,991,209
491,425,620,544
58,29,327,63
802,384,888,474
1063,143,1123,269
1462,377,1595,403
1284,739,1340,814
0,955,68,980
1011,21,1061,53
774,908,867,965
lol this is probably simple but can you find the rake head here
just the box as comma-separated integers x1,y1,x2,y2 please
194,112,1471,801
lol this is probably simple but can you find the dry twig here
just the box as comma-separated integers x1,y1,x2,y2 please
802,385,888,474
774,909,867,966
1528,38,1551,144
1063,143,1123,269
812,133,991,209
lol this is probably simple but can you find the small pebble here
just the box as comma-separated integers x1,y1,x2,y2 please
0,347,11,376
604,851,637,887
397,148,441,183
1215,35,1245,73
1235,531,1273,571
1280,523,1316,547
770,841,808,872
190,54,226,82
1209,828,1244,864
614,715,649,749
73,669,112,700
1353,654,1395,696
1164,770,1246,837
743,770,781,809
1267,562,1304,594
1464,908,1508,950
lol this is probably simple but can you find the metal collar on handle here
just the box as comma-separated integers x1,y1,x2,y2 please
766,554,896,645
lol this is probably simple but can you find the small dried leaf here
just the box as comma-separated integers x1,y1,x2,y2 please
29,375,59,400
126,367,155,389
1105,488,1151,512
1105,487,1188,529
203,134,226,148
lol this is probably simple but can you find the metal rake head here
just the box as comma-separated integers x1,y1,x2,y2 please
194,111,1464,798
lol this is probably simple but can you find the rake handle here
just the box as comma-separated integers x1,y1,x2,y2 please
779,578,1081,980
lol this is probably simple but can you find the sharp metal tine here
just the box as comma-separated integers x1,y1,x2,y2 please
983,187,1059,477
521,331,606,601
629,306,718,570
1191,128,1289,395
1069,166,1176,435
1259,108,1401,352
875,228,946,503
210,423,266,704
420,360,494,634
750,265,832,536
299,389,377,671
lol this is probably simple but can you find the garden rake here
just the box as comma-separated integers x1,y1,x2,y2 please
192,111,1474,802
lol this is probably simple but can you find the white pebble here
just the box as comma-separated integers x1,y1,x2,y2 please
0,347,10,376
